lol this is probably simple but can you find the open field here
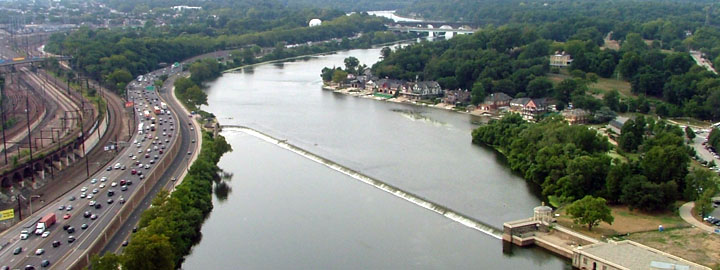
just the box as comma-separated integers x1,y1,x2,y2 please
556,206,688,239
627,228,720,269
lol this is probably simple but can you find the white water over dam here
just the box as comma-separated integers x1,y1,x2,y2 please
222,124,503,240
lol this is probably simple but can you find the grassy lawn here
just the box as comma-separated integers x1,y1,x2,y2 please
626,228,720,269
556,205,687,239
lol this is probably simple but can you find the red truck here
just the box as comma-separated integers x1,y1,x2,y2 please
35,213,56,235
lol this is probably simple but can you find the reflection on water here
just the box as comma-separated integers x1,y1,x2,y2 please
391,108,449,127
213,171,234,202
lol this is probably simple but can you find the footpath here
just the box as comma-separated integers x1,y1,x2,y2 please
679,202,717,233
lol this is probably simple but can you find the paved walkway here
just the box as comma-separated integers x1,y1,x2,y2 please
679,202,717,233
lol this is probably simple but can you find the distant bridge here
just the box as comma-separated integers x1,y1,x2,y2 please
387,24,476,38
0,56,72,68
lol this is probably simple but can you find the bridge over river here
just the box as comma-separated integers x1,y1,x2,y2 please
387,23,476,38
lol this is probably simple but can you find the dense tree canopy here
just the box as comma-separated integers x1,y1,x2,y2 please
473,113,691,211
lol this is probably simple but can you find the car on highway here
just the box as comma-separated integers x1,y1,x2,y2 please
144,164,150,169
81,224,88,230
35,248,44,255
90,214,98,220
84,211,91,218
92,188,99,194
41,260,50,267
52,241,61,248
90,178,97,184
68,196,75,201
89,201,96,206
108,190,115,196
66,205,73,211
67,227,75,233
94,203,102,209
80,187,88,192
41,231,50,238
111,181,117,187
99,183,106,189
122,240,129,246
131,169,137,175
58,205,65,210
68,236,76,243
114,163,121,169
106,166,112,171
87,194,94,199
80,193,86,198
63,214,71,219
119,197,126,204
107,198,114,204
20,230,29,240
13,247,22,255
101,176,108,182
121,185,128,191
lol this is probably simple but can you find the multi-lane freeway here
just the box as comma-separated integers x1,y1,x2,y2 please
0,63,196,269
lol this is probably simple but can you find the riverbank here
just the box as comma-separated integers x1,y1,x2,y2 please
224,39,416,73
320,84,495,118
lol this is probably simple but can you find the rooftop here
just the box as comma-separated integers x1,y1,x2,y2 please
577,241,711,270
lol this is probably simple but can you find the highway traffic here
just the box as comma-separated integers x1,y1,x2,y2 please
0,64,187,269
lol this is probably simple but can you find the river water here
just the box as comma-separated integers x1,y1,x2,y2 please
181,48,571,269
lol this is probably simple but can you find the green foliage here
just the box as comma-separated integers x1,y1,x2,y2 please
474,113,691,211
709,128,720,151
88,253,121,270
122,232,175,270
93,133,232,268
685,126,696,140
473,114,610,201
331,69,349,84
371,27,550,93
527,77,553,98
47,12,390,93
566,195,614,231
684,169,719,201
696,187,717,218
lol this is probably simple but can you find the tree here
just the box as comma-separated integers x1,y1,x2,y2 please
527,77,553,98
381,47,392,59
331,69,348,84
470,80,488,105
696,187,716,218
185,85,208,107
343,57,360,74
321,67,335,82
122,232,175,270
684,169,719,201
106,69,133,91
566,195,614,231
603,90,620,111
685,126,696,140
90,253,121,270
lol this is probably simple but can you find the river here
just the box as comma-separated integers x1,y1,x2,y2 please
181,47,570,269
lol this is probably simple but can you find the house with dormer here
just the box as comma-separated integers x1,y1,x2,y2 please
401,81,443,100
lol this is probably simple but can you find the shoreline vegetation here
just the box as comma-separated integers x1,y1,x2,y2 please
90,132,232,269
